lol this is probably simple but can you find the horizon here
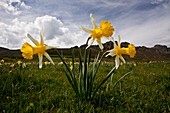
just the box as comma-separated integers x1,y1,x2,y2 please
0,41,170,50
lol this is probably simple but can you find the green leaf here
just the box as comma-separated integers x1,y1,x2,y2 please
92,66,116,99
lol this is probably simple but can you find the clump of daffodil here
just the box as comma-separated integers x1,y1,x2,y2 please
80,13,114,50
106,35,136,69
21,32,55,68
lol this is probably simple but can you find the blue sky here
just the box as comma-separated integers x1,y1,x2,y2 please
0,0,170,49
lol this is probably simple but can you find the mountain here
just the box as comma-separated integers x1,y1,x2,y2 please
0,41,170,61
103,41,170,61
0,47,22,58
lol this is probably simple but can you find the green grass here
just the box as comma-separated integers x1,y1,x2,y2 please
0,59,170,113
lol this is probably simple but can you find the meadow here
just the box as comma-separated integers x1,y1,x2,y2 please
0,57,170,113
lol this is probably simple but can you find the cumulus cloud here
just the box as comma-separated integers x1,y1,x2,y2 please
0,15,85,49
0,0,31,15
34,15,68,39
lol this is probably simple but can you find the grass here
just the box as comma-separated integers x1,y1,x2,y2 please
0,59,170,113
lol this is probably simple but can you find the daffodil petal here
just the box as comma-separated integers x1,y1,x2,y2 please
108,37,114,42
111,37,117,48
44,52,55,65
80,26,92,33
120,55,126,64
38,54,43,68
46,46,58,50
118,35,121,46
105,50,115,57
27,34,39,46
86,37,95,49
96,39,104,50
40,31,44,45
115,56,120,69
90,13,98,29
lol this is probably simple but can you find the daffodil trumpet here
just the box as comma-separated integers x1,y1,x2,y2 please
21,32,55,68
106,35,136,69
80,13,114,50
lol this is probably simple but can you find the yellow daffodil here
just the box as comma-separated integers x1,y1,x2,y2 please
80,13,114,50
10,63,15,68
22,63,26,68
1,59,4,63
133,62,137,67
106,35,136,69
21,32,55,68
0,59,4,66
17,60,22,65
44,61,51,65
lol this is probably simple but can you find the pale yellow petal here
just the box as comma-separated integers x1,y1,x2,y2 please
90,13,98,29
27,34,39,46
120,55,126,64
105,49,115,57
118,35,121,46
108,37,114,42
115,56,120,69
46,46,58,50
80,26,92,33
44,52,55,65
40,31,44,45
38,54,43,68
111,37,117,49
96,39,103,50
86,37,95,49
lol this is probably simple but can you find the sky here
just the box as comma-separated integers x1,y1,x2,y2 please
0,0,170,49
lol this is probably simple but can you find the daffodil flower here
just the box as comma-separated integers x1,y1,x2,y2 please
106,35,136,69
80,13,114,50
1,59,4,63
17,60,22,65
22,63,26,68
21,32,55,68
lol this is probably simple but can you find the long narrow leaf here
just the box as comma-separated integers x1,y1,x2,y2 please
71,49,80,97
112,71,132,88
93,52,107,79
78,48,83,99
87,49,91,66
90,52,105,96
63,66,79,97
92,66,116,99
55,49,79,97
88,52,100,99
72,49,75,76
86,49,92,99
83,48,87,98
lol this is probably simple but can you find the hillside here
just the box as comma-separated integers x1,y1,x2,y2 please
0,41,170,61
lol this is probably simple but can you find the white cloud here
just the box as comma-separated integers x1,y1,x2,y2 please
34,15,67,39
0,0,31,15
0,15,85,49
115,11,170,47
